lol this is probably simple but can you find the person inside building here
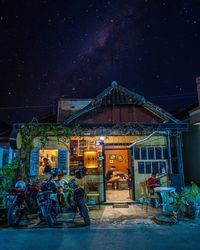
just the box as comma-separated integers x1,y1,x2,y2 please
43,157,52,174
106,166,121,189
39,160,44,175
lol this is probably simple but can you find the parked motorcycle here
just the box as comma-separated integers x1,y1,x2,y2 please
25,182,40,214
64,174,90,226
7,180,40,227
36,172,58,222
38,168,90,227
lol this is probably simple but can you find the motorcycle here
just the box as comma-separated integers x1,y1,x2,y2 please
64,176,90,226
39,167,90,227
7,180,27,226
36,174,58,223
7,180,40,227
25,182,40,214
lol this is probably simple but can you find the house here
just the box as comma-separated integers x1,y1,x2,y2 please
178,77,200,185
10,82,187,203
0,122,18,171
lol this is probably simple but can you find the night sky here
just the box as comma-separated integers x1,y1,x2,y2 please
1,0,200,124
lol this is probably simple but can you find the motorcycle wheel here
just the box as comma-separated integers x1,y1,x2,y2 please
7,202,23,227
79,200,90,226
46,201,57,227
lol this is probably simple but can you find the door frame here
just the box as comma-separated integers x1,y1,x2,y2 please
102,143,135,202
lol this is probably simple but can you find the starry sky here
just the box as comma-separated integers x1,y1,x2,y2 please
1,0,200,124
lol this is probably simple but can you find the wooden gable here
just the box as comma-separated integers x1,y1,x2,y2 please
75,106,162,125
65,81,179,125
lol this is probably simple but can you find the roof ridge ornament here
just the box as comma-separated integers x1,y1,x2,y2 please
111,81,118,87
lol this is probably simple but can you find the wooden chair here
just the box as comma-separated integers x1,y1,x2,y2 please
139,181,160,210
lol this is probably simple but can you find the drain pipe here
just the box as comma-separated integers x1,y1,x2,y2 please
167,130,173,175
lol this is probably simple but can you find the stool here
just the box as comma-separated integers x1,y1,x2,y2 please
86,193,101,209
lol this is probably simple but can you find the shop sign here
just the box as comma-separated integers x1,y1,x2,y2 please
58,150,68,173
30,149,39,176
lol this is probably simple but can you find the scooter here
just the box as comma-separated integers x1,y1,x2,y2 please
40,167,90,227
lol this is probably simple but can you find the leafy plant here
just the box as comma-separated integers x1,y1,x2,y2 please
172,191,187,212
185,182,200,206
0,160,18,193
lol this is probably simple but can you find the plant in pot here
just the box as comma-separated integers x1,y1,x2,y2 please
184,182,200,219
171,191,186,220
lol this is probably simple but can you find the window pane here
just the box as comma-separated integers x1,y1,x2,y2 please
141,147,147,160
148,147,155,160
134,147,140,160
138,162,145,174
145,162,152,174
155,147,162,160
152,162,159,173
162,147,168,159
160,161,166,173
2,149,9,165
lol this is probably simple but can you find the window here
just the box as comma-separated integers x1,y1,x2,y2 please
141,147,147,160
148,147,154,160
152,162,159,173
162,147,168,159
134,147,140,160
138,162,145,174
160,161,166,173
155,147,162,160
145,162,152,174
2,149,9,165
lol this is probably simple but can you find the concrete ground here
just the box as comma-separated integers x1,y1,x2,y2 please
1,205,200,250
1,204,200,229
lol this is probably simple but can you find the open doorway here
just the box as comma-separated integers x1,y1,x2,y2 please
104,145,133,202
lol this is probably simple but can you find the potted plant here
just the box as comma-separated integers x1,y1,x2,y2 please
171,191,187,220
185,182,200,219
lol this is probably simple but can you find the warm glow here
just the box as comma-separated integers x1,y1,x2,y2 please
84,151,98,168
39,149,58,168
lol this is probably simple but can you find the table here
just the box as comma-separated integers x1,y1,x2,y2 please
116,179,129,190
154,187,176,212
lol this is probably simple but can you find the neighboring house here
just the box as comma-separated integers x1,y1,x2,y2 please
0,122,18,171
57,98,92,123
11,82,187,203
177,77,200,185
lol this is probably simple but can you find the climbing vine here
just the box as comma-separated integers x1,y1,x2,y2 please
17,119,84,175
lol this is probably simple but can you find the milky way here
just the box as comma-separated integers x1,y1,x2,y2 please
0,0,200,123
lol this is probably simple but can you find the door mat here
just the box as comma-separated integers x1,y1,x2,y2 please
112,204,129,208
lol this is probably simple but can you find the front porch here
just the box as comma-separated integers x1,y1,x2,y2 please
0,204,160,229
